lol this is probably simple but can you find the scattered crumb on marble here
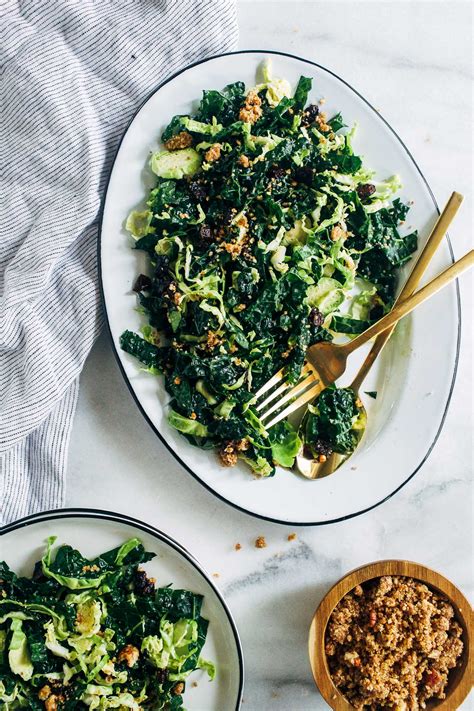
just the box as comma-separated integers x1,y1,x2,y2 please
255,536,267,549
212,572,220,578
319,97,326,105
192,681,198,688
288,533,297,541
351,466,357,471
234,542,242,551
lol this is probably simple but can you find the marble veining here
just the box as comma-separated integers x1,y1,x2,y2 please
66,2,473,709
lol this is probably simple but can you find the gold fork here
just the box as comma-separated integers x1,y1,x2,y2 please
253,231,471,431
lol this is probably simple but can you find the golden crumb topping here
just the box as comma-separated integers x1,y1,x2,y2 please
164,131,193,150
117,644,140,668
239,90,263,124
204,143,222,163
326,575,464,709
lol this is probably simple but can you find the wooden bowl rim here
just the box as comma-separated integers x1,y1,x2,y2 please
308,559,473,710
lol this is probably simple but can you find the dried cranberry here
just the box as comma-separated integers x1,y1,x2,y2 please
32,560,46,582
356,183,376,201
268,165,286,180
267,165,289,196
163,281,179,302
199,224,213,243
188,180,207,202
294,166,314,186
312,439,333,457
134,569,155,596
156,669,169,684
132,274,152,293
301,104,319,126
309,307,324,327
425,669,442,688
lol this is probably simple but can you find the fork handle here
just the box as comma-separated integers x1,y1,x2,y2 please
346,250,474,354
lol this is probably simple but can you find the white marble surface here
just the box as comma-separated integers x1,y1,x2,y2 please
67,2,473,709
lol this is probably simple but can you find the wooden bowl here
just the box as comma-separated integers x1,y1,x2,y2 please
309,560,473,710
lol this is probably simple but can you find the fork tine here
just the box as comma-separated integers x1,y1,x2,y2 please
255,379,293,412
252,368,285,400
263,380,326,429
256,369,317,412
253,363,314,401
260,371,321,421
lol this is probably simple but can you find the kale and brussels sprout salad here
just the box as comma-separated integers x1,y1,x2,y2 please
0,538,214,709
120,61,417,476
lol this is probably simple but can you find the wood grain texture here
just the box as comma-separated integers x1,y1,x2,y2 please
308,560,473,710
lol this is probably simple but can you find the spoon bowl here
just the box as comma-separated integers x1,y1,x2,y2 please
295,392,367,479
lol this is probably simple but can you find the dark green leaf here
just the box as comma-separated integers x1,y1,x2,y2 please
330,316,371,334
293,75,312,111
120,331,167,371
305,386,360,454
328,112,347,132
161,115,188,143
331,153,362,174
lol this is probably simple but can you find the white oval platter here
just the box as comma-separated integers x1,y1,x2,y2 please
99,51,460,525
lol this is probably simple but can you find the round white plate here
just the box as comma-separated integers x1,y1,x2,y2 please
99,50,460,525
1,509,244,710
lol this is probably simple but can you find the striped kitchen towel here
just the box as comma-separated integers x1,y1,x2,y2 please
0,0,238,524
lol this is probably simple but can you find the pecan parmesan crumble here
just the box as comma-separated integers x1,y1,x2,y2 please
325,576,464,709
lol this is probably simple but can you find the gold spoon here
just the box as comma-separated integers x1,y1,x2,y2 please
296,192,465,479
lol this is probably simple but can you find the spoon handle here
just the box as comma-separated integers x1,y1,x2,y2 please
351,192,463,391
346,250,474,354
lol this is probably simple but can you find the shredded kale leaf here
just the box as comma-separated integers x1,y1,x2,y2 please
196,81,246,124
304,386,363,457
0,538,214,709
121,60,418,476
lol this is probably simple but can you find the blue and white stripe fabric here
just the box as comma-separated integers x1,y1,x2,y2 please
0,0,238,523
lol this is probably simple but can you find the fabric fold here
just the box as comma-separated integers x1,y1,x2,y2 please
1,0,239,523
